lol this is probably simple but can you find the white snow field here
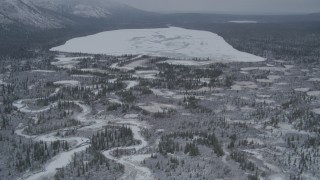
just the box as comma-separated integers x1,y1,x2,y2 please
51,27,265,62
53,80,80,86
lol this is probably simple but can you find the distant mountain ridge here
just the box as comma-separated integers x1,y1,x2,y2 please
0,0,140,29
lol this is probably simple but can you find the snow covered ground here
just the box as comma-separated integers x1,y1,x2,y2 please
31,70,56,73
294,88,310,92
307,91,320,97
0,79,8,85
231,81,258,91
138,102,177,113
151,88,184,99
308,78,320,82
13,99,58,114
133,70,159,79
257,75,280,83
241,65,293,72
124,80,139,90
80,68,108,74
51,27,264,62
51,56,91,69
53,80,80,86
312,108,320,115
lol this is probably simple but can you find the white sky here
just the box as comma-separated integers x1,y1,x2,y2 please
117,0,320,14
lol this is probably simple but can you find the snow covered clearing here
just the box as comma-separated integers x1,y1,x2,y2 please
194,87,211,92
31,70,56,73
53,80,80,86
124,80,139,90
13,99,58,114
294,88,310,92
51,56,91,69
71,74,95,78
240,106,256,112
112,56,148,71
274,82,289,86
133,70,159,79
257,75,280,83
159,59,217,66
124,114,139,119
80,68,108,74
212,93,226,97
0,79,8,85
312,108,320,115
51,27,264,62
256,94,271,98
307,91,320,96
123,59,148,70
138,102,177,113
308,78,320,82
231,81,258,91
256,99,275,104
108,98,123,105
151,88,184,99
268,174,286,180
267,123,314,136
241,66,292,72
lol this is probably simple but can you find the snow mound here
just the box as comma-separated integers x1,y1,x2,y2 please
51,27,265,62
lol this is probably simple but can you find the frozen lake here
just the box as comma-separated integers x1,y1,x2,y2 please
51,27,264,62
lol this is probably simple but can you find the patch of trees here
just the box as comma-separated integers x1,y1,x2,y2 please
91,125,136,151
54,147,124,180
1,84,15,113
230,151,256,172
182,96,212,113
106,103,122,111
184,142,200,156
156,63,223,89
158,131,223,157
196,133,224,157
116,90,136,103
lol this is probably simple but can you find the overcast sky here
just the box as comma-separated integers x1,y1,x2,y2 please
117,0,320,14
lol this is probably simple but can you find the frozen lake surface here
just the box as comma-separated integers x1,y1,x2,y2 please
51,27,264,62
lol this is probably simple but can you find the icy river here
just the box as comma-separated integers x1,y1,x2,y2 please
14,95,154,180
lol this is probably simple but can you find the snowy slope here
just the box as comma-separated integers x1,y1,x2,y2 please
51,27,265,62
0,0,64,28
24,0,119,18
0,0,136,29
